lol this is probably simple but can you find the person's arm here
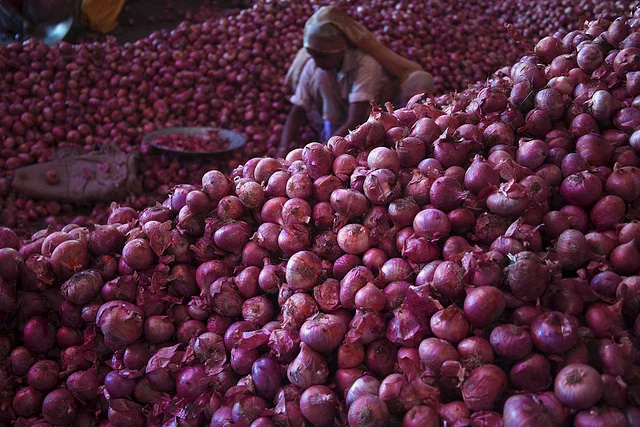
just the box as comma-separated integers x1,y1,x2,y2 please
333,101,370,137
277,105,307,158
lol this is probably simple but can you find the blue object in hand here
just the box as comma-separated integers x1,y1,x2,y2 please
323,120,336,142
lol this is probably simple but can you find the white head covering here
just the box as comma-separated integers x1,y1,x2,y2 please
303,20,348,53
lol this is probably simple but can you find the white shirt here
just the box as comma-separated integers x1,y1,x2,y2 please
290,48,388,111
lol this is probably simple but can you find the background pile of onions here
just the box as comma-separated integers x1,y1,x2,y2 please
0,0,634,234
0,4,640,427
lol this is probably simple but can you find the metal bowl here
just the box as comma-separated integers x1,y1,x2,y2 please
142,127,247,156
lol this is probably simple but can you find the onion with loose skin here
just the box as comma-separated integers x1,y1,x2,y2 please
285,251,321,291
300,385,339,426
348,394,389,427
96,301,144,349
462,364,508,411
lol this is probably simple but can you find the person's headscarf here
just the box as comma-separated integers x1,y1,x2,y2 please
285,6,433,97
303,19,347,53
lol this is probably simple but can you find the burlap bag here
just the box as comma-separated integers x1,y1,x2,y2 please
12,147,142,204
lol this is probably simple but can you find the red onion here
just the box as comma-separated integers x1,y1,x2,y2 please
347,395,389,427
430,305,469,343
42,389,77,425
535,88,566,121
338,340,365,369
251,357,282,400
438,401,470,426
574,407,629,427
337,224,370,255
363,168,400,205
11,386,43,417
457,337,495,365
441,236,472,262
486,181,529,217
524,109,552,137
503,394,556,427
419,338,459,375
555,229,591,271
300,313,347,353
396,137,427,168
463,286,506,327
368,147,400,171
611,240,640,275
355,282,385,311
431,261,464,298
410,118,440,144
429,176,468,212
287,343,328,388
617,276,640,312
96,301,144,349
314,175,343,202
300,385,339,426
403,405,440,427
345,375,380,407
489,324,533,360
554,364,603,409
505,251,548,301
606,165,640,202
585,301,624,338
282,198,311,225
380,258,412,284
462,365,507,411
331,188,368,221
614,107,640,132
388,197,420,228
365,339,397,377
599,338,633,377
448,207,476,234
531,311,579,353
464,155,500,194
575,135,611,169
509,354,552,392
412,208,451,239
285,251,321,291
286,172,312,200
334,154,358,178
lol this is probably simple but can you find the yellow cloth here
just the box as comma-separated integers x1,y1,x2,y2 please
81,0,125,33
286,6,428,94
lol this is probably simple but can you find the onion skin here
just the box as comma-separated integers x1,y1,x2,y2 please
287,343,328,388
462,364,508,411
96,301,144,350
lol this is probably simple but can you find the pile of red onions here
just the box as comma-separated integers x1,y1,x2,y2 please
1,3,640,427
0,0,635,234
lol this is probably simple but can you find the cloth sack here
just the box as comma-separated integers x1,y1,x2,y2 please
12,147,142,204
